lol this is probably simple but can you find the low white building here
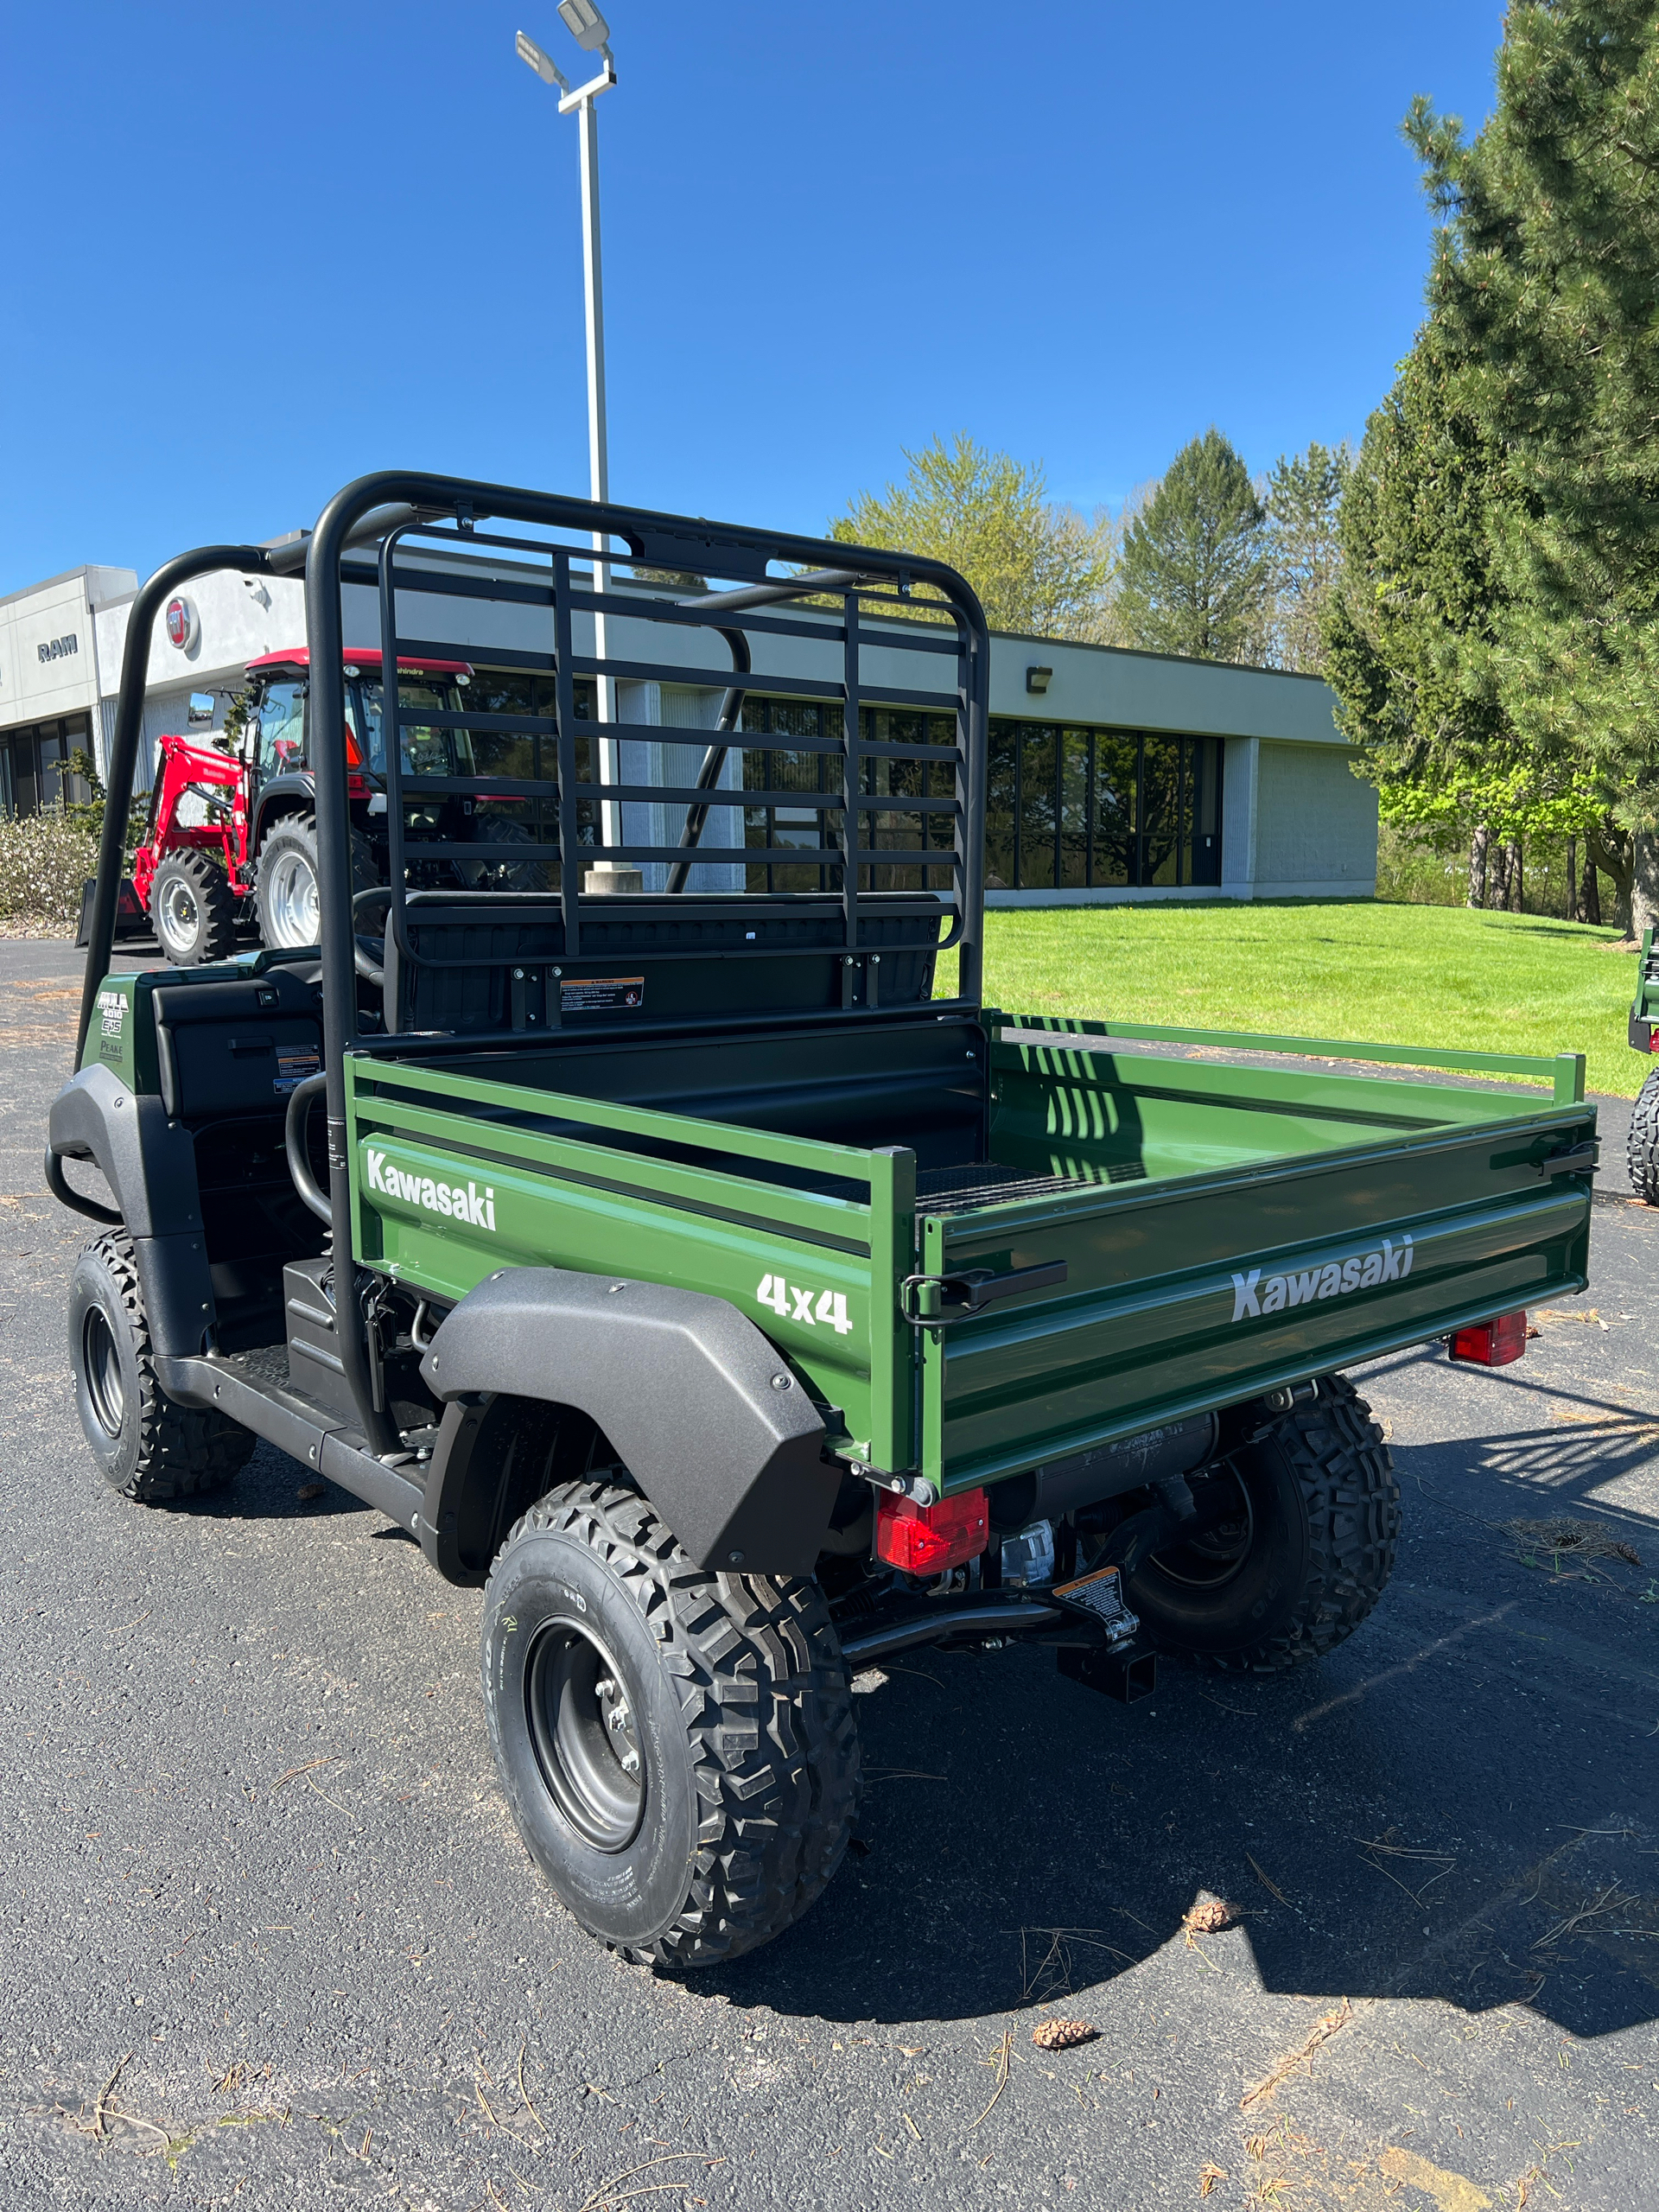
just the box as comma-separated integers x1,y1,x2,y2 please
0,550,1376,904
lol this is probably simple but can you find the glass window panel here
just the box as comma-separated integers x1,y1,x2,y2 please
1018,725,1057,889
1191,738,1223,885
1060,729,1090,887
986,720,1018,888
38,733,65,809
256,680,306,775
1143,736,1184,885
1091,733,1135,887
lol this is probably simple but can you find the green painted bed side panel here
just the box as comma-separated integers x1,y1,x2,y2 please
342,1056,918,1470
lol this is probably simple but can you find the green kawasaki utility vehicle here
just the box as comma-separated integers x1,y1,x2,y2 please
51,475,1599,1967
1629,925,1659,1202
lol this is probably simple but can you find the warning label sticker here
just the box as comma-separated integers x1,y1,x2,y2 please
560,976,645,1013
274,1049,321,1096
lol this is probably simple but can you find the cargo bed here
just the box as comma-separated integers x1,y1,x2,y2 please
346,1009,1594,1500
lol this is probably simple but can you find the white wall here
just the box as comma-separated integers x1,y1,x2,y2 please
1251,741,1376,898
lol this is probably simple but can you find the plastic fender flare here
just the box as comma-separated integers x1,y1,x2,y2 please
47,1063,216,1356
248,777,318,859
418,1268,835,1576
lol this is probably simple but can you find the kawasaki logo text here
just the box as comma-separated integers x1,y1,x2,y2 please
365,1148,496,1232
1230,1235,1413,1323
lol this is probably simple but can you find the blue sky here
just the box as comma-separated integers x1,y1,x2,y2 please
0,0,1503,596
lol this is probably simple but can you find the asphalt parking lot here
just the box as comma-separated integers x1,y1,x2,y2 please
2,939,1656,2211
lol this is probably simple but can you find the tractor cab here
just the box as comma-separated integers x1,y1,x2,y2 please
244,648,475,790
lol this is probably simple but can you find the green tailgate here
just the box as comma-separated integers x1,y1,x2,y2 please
1633,926,1659,1052
914,1028,1595,1496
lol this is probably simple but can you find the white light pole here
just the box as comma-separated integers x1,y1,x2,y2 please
517,6,629,880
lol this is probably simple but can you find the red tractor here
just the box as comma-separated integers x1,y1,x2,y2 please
133,649,543,964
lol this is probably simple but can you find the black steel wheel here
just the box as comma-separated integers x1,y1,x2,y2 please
481,1480,860,1967
1113,1374,1399,1674
1630,1068,1659,1205
149,848,238,966
67,1233,255,1501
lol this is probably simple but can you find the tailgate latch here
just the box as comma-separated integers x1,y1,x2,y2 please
1537,1140,1598,1179
899,1260,1068,1326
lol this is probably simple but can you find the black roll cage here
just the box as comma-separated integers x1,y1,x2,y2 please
79,470,992,1462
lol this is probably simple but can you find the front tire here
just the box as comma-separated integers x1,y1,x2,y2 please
68,1233,255,1501
1118,1374,1399,1673
1630,1068,1659,1205
149,849,238,966
481,1482,860,1967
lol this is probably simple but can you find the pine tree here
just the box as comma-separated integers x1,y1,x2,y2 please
1322,344,1511,779
1114,429,1269,664
1262,442,1351,673
1406,1,1659,932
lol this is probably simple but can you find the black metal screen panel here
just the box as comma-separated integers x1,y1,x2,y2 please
302,478,986,1026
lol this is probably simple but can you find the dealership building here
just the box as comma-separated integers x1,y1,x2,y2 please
0,552,1375,904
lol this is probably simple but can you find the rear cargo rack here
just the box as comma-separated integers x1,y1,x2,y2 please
294,478,989,1038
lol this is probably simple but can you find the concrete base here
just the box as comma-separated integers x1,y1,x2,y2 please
583,867,645,895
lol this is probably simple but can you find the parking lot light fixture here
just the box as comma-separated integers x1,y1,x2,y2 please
516,16,623,860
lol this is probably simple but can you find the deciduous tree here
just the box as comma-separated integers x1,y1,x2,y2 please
830,434,1116,639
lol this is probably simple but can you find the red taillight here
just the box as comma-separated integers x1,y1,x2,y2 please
875,1487,989,1574
1450,1310,1528,1366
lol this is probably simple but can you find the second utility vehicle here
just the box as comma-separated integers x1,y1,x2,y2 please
52,474,1597,1967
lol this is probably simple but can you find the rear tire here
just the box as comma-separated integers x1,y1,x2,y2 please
149,849,238,966
255,812,378,949
461,810,549,893
68,1233,255,1501
481,1481,860,1967
1117,1374,1399,1674
1630,1068,1659,1205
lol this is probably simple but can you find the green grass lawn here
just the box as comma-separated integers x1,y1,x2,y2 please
938,901,1645,1099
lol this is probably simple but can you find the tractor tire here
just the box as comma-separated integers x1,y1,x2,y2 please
67,1232,256,1502
255,813,378,950
1629,1068,1659,1205
1116,1373,1400,1675
149,849,238,966
481,1481,860,1968
461,809,549,893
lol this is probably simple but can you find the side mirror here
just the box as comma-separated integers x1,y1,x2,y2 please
188,692,216,725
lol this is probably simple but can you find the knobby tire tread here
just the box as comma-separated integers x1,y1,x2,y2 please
91,1232,256,1501
153,847,238,965
491,1480,860,1970
1630,1068,1659,1205
1207,1374,1400,1676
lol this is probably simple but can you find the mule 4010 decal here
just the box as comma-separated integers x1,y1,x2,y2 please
1230,1234,1414,1323
755,1274,855,1334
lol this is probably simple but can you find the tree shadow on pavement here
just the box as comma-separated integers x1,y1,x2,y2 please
698,1421,1659,2043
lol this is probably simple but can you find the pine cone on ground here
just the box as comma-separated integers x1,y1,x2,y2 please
1032,2018,1097,2051
1183,1898,1236,1936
